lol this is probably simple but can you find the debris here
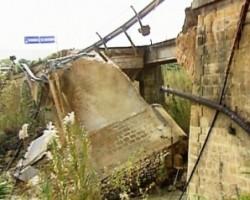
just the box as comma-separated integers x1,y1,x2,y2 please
14,122,58,181
15,166,39,182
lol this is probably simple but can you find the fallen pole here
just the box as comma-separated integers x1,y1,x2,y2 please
160,86,250,134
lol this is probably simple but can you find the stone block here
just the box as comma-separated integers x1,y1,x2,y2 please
202,74,224,85
203,63,224,74
190,105,203,126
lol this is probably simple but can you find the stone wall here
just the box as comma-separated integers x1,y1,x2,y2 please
178,0,250,199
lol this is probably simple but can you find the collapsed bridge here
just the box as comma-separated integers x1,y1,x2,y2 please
3,0,250,199
0,0,189,199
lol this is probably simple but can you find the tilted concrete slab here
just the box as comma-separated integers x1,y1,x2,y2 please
58,58,148,132
50,58,185,177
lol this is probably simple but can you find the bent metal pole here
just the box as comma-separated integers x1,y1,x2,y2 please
160,86,250,134
48,0,166,67
78,0,166,54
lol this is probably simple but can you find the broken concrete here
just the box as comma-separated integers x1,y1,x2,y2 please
58,58,148,132
42,58,186,179
14,122,57,181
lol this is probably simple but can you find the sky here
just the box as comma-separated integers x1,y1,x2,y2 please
0,0,192,60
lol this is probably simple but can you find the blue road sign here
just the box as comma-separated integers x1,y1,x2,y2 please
39,36,55,43
24,36,55,44
24,36,40,44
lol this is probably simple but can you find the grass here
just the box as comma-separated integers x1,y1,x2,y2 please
161,63,192,133
0,175,12,200
240,195,250,200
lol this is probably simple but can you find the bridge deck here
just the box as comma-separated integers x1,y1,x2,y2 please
100,38,177,69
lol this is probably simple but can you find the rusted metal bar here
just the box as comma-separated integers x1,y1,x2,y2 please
78,0,166,54
160,86,250,134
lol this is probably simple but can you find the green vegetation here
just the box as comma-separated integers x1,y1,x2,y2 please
40,122,101,200
0,77,45,156
161,63,192,133
0,80,39,132
0,175,12,200
240,195,250,200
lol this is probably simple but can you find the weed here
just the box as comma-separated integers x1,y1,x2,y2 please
40,120,101,200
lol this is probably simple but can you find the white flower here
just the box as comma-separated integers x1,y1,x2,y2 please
45,151,53,160
119,192,129,200
63,112,75,125
46,121,56,131
18,123,29,140
44,122,58,138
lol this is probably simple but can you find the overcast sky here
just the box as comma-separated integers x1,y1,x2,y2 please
0,0,192,60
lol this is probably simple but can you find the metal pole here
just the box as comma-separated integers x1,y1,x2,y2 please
160,86,250,134
130,5,144,28
130,5,151,36
78,0,165,54
122,28,137,55
96,32,108,52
